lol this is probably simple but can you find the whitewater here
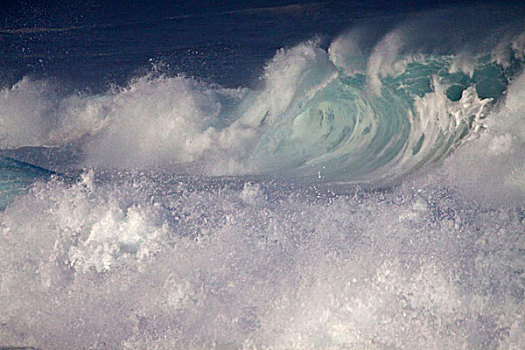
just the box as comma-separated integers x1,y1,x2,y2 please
1,2,524,348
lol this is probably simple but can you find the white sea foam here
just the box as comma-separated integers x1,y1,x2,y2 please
328,30,367,76
436,71,525,205
0,77,109,148
365,30,408,96
0,164,523,348
83,75,246,170
1,4,525,348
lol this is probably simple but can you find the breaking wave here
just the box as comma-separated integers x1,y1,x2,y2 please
1,28,523,185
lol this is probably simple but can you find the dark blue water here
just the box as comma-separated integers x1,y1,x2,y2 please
1,0,502,89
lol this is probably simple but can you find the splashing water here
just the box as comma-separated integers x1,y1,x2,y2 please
1,4,524,349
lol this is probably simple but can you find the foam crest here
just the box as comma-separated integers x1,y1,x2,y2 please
391,81,490,176
366,30,408,95
0,77,108,149
84,75,245,169
245,39,335,126
438,71,525,205
493,32,525,68
0,77,55,147
328,30,367,76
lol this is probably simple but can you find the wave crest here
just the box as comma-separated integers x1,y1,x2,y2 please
1,28,523,185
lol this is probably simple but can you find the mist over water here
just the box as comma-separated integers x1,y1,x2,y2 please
1,1,524,348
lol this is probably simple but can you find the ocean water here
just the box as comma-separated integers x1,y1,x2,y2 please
1,1,524,348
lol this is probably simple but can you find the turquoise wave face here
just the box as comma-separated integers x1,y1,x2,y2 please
244,51,522,184
0,157,51,210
